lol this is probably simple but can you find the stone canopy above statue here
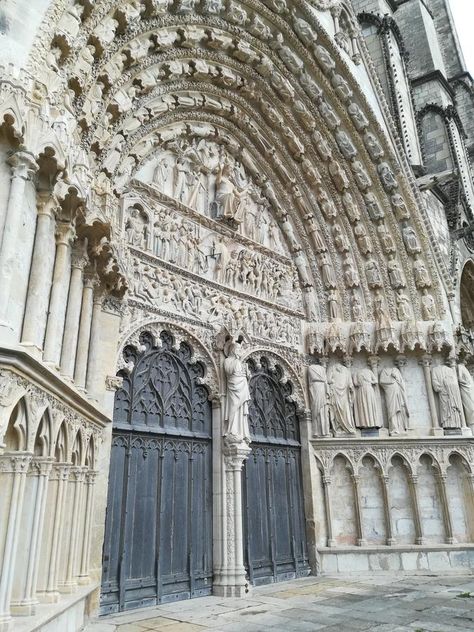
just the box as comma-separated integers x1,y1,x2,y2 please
136,138,289,256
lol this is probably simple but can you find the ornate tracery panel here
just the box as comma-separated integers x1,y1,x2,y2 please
243,357,309,585
101,330,212,613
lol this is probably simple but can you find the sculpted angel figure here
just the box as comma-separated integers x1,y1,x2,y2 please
223,342,251,443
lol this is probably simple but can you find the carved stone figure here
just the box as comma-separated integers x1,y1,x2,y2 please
351,161,372,190
413,258,431,288
308,364,330,437
335,130,357,160
354,222,372,254
214,162,246,223
402,226,421,254
421,289,437,320
366,259,382,288
365,192,384,221
458,363,474,429
363,132,384,161
432,365,464,429
318,253,337,289
328,363,356,434
391,193,410,220
331,74,353,102
329,161,349,192
343,256,360,288
315,45,336,74
353,368,380,428
380,368,409,434
396,291,412,320
342,192,361,223
223,342,251,443
387,258,406,289
378,162,398,191
377,224,396,254
348,102,369,131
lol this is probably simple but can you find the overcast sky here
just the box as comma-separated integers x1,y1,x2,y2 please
449,0,474,75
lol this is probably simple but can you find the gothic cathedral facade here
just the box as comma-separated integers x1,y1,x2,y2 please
0,0,474,630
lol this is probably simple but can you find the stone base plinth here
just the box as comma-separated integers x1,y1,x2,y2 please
319,544,474,575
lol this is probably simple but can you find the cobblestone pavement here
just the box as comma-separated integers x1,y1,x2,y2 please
85,574,474,632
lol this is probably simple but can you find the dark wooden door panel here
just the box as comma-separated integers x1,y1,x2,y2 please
101,331,212,614
243,358,309,586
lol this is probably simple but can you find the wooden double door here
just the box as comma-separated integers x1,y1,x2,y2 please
101,332,212,613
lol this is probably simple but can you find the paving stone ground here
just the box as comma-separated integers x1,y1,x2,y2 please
85,574,474,632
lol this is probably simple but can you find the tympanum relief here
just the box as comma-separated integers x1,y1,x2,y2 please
142,139,287,255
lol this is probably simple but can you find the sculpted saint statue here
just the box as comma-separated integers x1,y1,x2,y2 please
223,343,251,443
380,367,409,434
457,363,474,428
353,368,380,428
327,363,356,434
432,365,464,429
308,364,330,436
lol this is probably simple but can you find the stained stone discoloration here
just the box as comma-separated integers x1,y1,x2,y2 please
85,574,474,631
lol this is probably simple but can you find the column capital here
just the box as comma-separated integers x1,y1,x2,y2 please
71,240,89,270
223,438,251,470
55,221,75,246
83,268,99,289
0,453,32,474
37,194,60,219
7,150,38,181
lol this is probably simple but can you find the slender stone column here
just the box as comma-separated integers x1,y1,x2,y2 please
419,355,441,434
11,458,53,615
85,288,104,398
214,439,251,597
0,151,38,338
351,474,366,546
60,242,89,379
60,466,86,592
0,454,31,630
43,222,75,366
74,272,96,389
21,196,58,352
435,472,454,544
322,474,336,547
42,464,70,602
380,474,395,545
77,470,97,584
408,473,424,545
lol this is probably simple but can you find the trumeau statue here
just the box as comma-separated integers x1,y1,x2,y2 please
380,367,409,435
223,342,251,443
432,365,464,429
353,368,380,429
308,364,330,437
327,363,356,434
457,363,474,429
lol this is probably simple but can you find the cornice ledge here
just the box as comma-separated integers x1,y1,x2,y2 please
0,346,111,428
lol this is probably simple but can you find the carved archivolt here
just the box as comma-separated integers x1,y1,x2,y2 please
10,0,446,327
117,319,222,399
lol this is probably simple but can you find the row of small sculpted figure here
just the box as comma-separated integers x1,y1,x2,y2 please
308,361,474,437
